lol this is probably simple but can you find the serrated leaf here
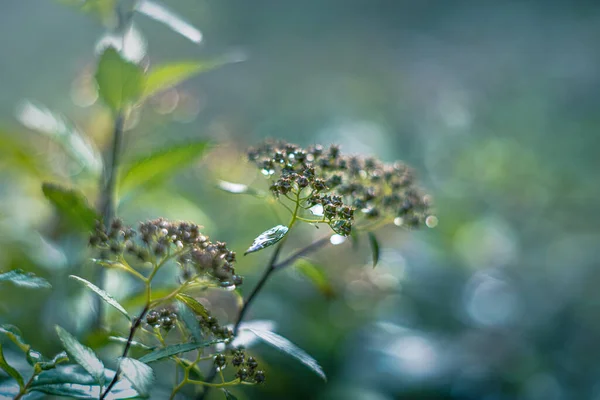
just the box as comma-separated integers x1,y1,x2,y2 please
119,141,211,194
108,337,153,351
142,60,226,100
119,358,154,396
69,275,130,320
175,294,209,319
295,259,335,299
42,183,99,231
216,180,264,197
222,389,239,400
367,232,380,268
0,343,24,389
0,269,52,290
177,300,203,343
95,47,145,111
138,340,221,364
55,326,105,387
244,225,289,255
136,0,202,43
29,365,140,399
248,329,326,381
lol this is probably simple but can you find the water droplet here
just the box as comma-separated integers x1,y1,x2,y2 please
394,217,404,226
425,215,438,228
261,168,275,176
330,234,347,245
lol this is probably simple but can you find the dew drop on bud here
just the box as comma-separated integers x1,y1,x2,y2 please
425,215,438,228
261,168,275,176
394,217,404,226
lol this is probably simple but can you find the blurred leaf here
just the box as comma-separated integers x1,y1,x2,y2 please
175,294,209,319
135,0,202,43
138,340,221,363
177,300,204,343
108,337,153,351
42,183,99,231
121,287,174,311
0,381,19,398
29,365,140,399
16,101,103,174
0,344,24,389
55,326,105,387
119,141,211,194
350,230,360,250
222,389,239,400
248,329,326,381
0,325,31,353
367,232,380,268
95,47,145,112
119,358,154,397
294,259,335,299
142,60,226,100
244,225,289,255
217,180,264,197
69,275,130,320
231,320,277,348
0,269,52,290
57,0,117,25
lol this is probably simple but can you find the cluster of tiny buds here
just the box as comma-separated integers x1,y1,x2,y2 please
145,308,178,331
247,141,433,234
89,218,243,288
213,348,265,384
198,313,234,341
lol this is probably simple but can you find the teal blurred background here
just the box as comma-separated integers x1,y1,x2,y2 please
1,1,600,399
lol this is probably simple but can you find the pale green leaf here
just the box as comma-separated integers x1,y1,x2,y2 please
295,259,335,299
119,357,154,396
95,47,145,111
0,343,24,389
42,183,99,231
135,0,202,43
138,340,221,364
0,324,30,353
244,225,289,255
0,269,51,290
175,294,209,319
55,326,105,387
69,275,130,320
177,300,203,343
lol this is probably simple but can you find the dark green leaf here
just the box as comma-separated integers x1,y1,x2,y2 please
0,343,24,389
177,300,203,343
119,141,211,194
244,225,289,255
142,60,227,100
295,259,335,299
0,269,51,290
119,358,154,397
138,340,221,364
95,47,145,111
55,326,105,387
367,232,380,268
222,389,239,400
175,294,209,319
69,275,130,320
108,337,153,351
135,0,202,43
42,183,99,231
248,329,326,381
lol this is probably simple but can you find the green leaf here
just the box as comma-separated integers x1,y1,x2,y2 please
108,337,153,351
177,300,203,343
0,325,30,353
295,259,335,299
37,351,69,371
55,326,105,387
216,180,264,197
135,0,202,43
119,141,211,194
222,389,239,400
95,47,145,111
244,225,289,255
0,343,24,389
69,275,130,321
57,0,117,25
142,60,226,100
29,365,140,399
350,229,360,251
248,329,326,381
119,358,154,397
175,294,209,319
367,232,380,268
42,183,99,231
0,269,51,290
138,340,221,364
0,380,20,398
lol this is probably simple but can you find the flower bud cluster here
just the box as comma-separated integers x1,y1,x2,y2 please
145,308,178,331
247,141,433,234
198,313,234,341
89,218,242,288
213,347,265,384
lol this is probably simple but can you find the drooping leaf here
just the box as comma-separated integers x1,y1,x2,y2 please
55,326,105,387
231,320,277,348
0,344,24,389
0,325,30,353
294,259,335,299
119,141,211,194
16,101,103,174
108,337,153,351
42,183,99,231
119,358,154,397
244,225,289,255
138,340,221,364
142,60,226,100
248,329,326,381
135,0,202,43
367,232,380,268
222,389,239,400
216,180,264,197
69,275,130,320
175,294,209,319
0,269,52,290
29,365,140,399
95,47,145,112
177,300,203,343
